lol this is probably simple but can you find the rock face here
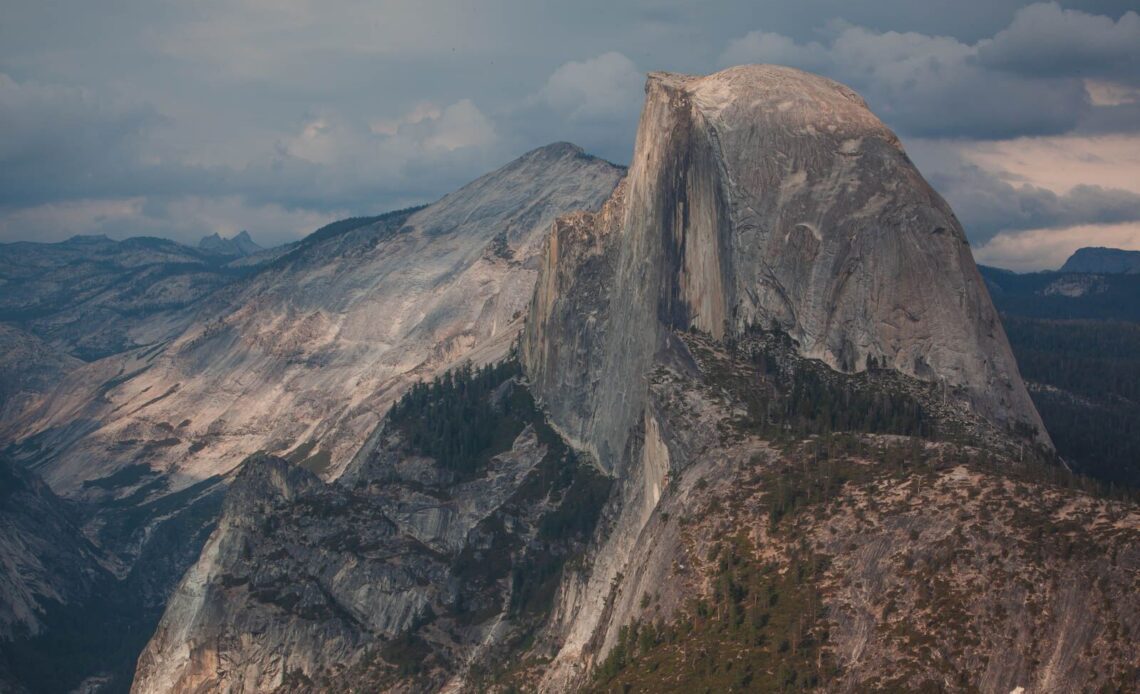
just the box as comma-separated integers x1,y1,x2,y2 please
132,368,610,693
524,66,1046,473
520,65,1054,686
0,458,128,693
0,143,619,692
1059,246,1140,274
0,452,225,693
0,459,107,642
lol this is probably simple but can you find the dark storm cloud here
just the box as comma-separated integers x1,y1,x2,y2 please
717,8,1139,139
907,143,1140,243
978,2,1140,82
0,74,172,205
0,0,1138,253
1075,102,1140,134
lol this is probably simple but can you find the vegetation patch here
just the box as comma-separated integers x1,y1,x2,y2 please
590,532,834,693
388,359,525,479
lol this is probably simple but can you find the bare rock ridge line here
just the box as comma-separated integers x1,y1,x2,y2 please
524,64,1047,475
1060,246,1140,274
9,141,623,498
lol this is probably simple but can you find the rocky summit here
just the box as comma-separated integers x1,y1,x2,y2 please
119,66,1138,694
524,65,1047,473
1059,246,1140,274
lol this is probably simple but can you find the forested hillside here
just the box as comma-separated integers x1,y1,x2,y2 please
981,265,1140,487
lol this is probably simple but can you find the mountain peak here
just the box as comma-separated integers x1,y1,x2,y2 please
198,230,263,257
1060,246,1140,274
525,64,1047,465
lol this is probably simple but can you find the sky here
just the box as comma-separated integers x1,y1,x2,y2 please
1,1,1138,270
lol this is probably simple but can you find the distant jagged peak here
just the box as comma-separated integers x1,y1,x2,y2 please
197,229,264,256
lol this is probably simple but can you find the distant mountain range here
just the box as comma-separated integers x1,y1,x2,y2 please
0,235,270,361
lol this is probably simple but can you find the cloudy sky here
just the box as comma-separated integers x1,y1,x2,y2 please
1,1,1138,270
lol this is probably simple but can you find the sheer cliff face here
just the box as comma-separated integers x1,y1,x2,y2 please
524,66,1046,473
520,65,1052,688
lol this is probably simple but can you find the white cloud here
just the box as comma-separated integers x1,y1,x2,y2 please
958,134,1140,196
904,137,1140,244
719,18,1091,139
539,52,644,121
418,99,496,152
719,31,830,73
1085,80,1140,107
973,222,1140,272
370,103,442,136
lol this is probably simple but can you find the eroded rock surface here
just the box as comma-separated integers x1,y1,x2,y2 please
1,142,621,693
524,65,1046,473
132,371,611,693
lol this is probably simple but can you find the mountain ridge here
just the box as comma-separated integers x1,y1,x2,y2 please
0,142,623,693
121,66,1137,694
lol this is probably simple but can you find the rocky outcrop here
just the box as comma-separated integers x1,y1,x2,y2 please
520,65,1056,688
524,66,1047,472
132,370,611,693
